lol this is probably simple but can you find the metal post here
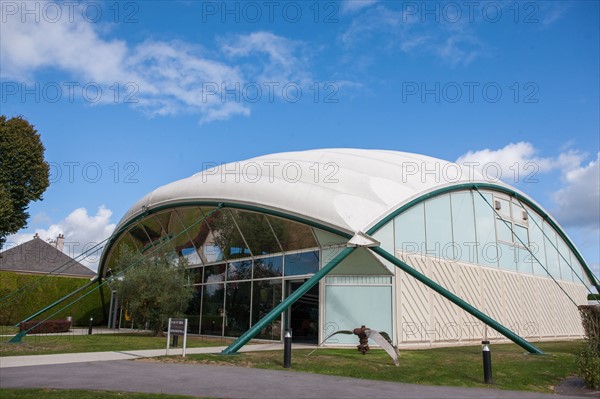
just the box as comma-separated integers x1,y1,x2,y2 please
482,340,492,384
173,335,179,348
88,317,93,335
283,330,292,368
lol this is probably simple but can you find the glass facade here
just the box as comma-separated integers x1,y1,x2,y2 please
394,189,591,284
105,207,323,340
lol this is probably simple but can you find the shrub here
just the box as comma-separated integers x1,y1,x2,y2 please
19,319,71,334
0,271,109,326
577,305,600,389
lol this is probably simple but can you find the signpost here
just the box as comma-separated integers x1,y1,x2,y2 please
166,318,188,357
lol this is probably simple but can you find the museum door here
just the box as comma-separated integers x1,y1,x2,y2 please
285,280,319,344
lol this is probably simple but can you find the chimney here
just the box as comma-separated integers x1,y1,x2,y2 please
34,233,39,239
55,234,65,252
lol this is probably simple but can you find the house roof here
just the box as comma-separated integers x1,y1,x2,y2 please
0,237,96,277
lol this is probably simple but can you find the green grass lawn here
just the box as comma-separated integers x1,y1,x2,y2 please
0,332,233,356
0,389,202,399
174,341,584,394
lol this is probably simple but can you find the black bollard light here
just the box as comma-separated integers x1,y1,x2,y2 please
482,340,492,384
88,317,94,335
283,330,292,368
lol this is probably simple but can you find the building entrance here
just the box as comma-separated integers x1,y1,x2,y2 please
286,280,319,344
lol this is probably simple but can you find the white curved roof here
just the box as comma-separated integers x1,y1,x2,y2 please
117,148,509,234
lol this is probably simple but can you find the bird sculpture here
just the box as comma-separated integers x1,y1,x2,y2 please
310,325,399,366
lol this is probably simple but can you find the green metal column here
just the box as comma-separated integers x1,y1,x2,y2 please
370,246,544,355
221,246,356,355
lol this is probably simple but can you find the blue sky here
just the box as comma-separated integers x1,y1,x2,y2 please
1,0,598,275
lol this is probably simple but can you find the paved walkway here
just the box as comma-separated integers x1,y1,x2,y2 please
0,343,312,368
0,344,593,398
1,359,589,399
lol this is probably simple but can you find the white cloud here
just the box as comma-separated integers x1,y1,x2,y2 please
456,142,567,182
5,206,116,271
338,4,484,66
0,1,311,122
553,153,600,230
340,0,379,14
456,143,599,233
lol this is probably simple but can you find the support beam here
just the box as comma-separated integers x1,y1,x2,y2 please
369,246,544,355
221,246,356,355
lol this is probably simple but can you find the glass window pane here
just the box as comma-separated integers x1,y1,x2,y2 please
184,285,202,334
285,251,319,276
201,283,224,335
557,238,573,282
511,202,526,223
224,281,252,337
543,222,561,280
267,216,318,251
516,247,532,274
498,242,517,271
570,253,586,284
528,212,547,276
394,203,425,255
252,279,282,340
496,218,513,243
157,210,201,266
514,224,529,246
425,195,454,260
496,197,511,219
105,232,140,273
451,191,477,264
474,192,498,267
189,267,204,284
254,255,283,278
205,209,251,260
204,263,226,283
176,207,218,264
140,215,164,243
128,224,153,251
232,210,282,255
227,260,252,281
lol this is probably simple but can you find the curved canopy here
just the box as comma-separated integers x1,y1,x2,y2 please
116,148,517,235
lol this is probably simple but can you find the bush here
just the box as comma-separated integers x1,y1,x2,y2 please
577,305,600,389
19,319,71,334
0,271,110,326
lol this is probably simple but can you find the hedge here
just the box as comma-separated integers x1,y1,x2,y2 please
19,319,72,334
0,271,110,326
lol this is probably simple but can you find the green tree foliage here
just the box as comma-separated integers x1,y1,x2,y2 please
577,305,600,389
0,116,50,249
113,248,194,336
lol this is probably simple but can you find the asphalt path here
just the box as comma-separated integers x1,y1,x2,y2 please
0,360,588,399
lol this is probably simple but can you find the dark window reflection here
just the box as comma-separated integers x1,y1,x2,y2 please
204,263,226,283
128,225,152,251
201,283,224,335
267,216,318,251
185,285,202,334
253,279,282,340
227,260,252,281
254,256,283,278
189,267,203,284
285,251,319,276
140,216,164,243
205,209,251,260
224,282,251,337
232,210,282,255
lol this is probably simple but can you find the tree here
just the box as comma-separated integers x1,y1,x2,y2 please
0,115,50,249
113,247,194,336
